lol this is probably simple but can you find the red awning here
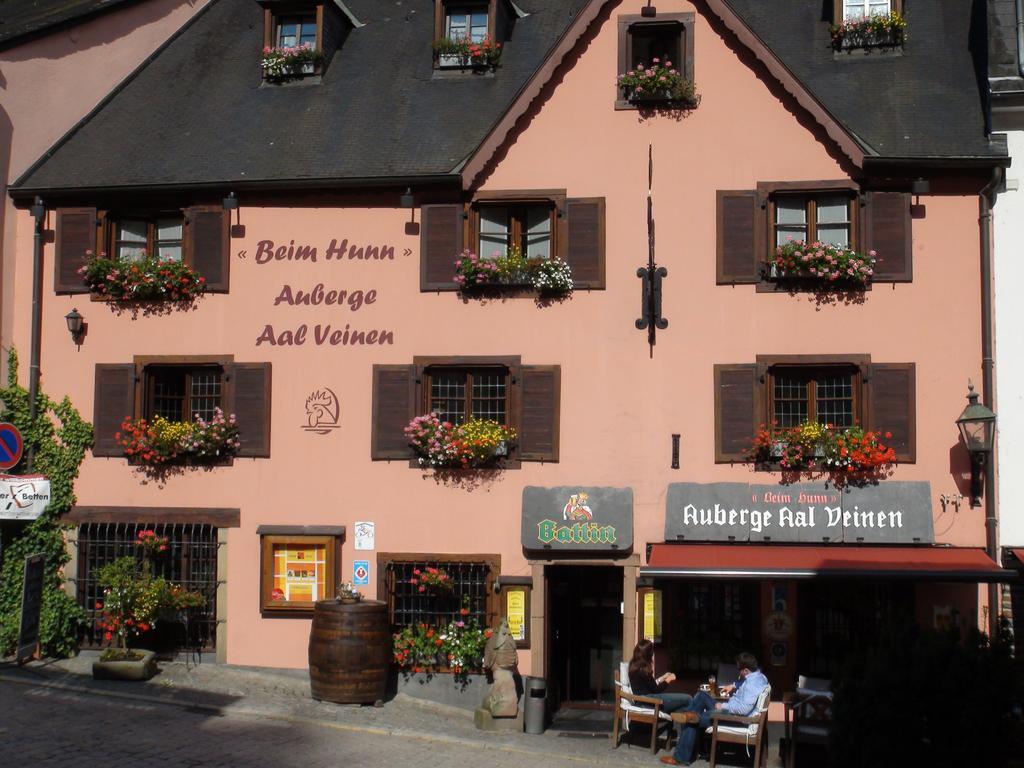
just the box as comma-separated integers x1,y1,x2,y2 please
644,544,1014,582
1011,549,1024,566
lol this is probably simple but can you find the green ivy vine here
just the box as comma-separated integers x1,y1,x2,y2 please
0,349,93,657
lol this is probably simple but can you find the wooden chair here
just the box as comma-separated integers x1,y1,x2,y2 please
783,686,833,768
706,683,772,768
611,663,674,753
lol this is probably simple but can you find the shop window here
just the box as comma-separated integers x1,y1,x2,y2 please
420,195,606,291
92,357,272,459
380,555,499,629
616,13,694,109
666,581,759,676
259,528,344,613
713,356,916,463
370,356,560,462
76,522,219,650
715,186,912,284
769,364,861,429
145,364,224,423
54,206,230,294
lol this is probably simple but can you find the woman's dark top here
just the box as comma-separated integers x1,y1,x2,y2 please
628,669,667,695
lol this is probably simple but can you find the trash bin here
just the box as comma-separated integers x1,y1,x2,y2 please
524,676,547,734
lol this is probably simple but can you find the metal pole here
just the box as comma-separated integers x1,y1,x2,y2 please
26,197,45,473
979,169,1001,638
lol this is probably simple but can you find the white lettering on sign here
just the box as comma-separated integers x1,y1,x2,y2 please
684,501,903,532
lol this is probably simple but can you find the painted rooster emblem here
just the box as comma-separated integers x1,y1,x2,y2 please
303,388,340,434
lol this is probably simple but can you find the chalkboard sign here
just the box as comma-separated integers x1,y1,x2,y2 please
17,553,45,663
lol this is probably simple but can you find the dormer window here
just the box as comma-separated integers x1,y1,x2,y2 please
433,0,516,71
830,0,904,50
259,1,362,82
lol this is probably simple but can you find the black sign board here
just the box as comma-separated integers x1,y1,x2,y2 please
17,553,45,663
521,486,634,553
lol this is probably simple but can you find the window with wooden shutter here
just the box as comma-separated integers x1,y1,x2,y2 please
564,197,606,289
93,364,137,456
420,204,464,291
518,365,560,462
371,365,416,459
867,362,915,462
227,362,273,458
615,13,695,109
185,206,230,291
863,191,912,282
716,191,763,284
55,208,98,294
714,364,761,462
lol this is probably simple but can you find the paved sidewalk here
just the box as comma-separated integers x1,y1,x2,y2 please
0,655,784,767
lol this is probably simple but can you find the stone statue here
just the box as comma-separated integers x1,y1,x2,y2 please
482,619,519,718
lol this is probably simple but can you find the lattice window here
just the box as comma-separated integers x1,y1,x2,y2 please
147,365,223,423
426,367,508,426
76,522,219,650
383,558,495,630
770,366,858,428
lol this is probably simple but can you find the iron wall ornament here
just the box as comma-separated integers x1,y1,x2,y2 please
635,145,668,356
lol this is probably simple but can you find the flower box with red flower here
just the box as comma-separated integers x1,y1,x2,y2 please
831,12,906,51
751,420,897,475
765,239,875,288
79,250,206,304
617,58,699,106
117,408,241,467
404,412,517,469
433,35,502,70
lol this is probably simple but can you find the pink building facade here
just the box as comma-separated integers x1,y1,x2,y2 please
4,0,1011,703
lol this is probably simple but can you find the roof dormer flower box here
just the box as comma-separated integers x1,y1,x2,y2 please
258,0,362,82
831,1,905,51
432,0,524,72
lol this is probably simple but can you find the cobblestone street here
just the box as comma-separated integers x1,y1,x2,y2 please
0,658,784,768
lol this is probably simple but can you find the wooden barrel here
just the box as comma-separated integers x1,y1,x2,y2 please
308,599,390,704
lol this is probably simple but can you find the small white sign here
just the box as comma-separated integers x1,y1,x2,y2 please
0,474,51,521
354,521,375,551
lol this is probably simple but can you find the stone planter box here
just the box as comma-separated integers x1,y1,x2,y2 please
92,649,158,681
392,670,488,711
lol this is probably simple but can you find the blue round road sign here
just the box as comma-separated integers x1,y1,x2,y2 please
0,422,24,470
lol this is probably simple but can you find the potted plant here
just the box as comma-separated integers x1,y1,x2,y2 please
91,556,204,680
453,247,574,296
617,58,699,105
336,582,363,604
403,413,517,468
79,250,206,303
830,11,907,50
262,44,323,80
766,238,876,287
750,421,897,474
117,407,241,467
410,566,453,594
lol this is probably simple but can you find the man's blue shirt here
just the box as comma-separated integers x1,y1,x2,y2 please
724,670,769,715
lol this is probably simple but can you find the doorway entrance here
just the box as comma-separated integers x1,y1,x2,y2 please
547,565,623,706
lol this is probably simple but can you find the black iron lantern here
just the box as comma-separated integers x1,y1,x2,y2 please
65,308,84,344
955,381,996,507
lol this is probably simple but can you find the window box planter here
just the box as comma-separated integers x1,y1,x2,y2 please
80,251,206,303
752,422,896,474
404,413,517,469
617,60,699,108
433,36,502,71
454,249,573,296
262,45,323,81
766,240,875,288
831,13,906,51
92,649,158,681
118,409,241,467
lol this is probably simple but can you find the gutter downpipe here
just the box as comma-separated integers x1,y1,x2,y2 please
26,197,45,473
1017,0,1024,78
980,168,1002,638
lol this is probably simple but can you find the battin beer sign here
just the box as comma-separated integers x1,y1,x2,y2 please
522,486,634,552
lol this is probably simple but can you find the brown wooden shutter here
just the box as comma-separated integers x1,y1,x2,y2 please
93,364,136,457
420,204,463,291
518,365,560,462
371,365,416,459
186,206,230,292
227,362,272,457
714,363,761,462
864,191,912,282
867,362,915,463
564,197,606,289
716,190,763,284
55,207,97,294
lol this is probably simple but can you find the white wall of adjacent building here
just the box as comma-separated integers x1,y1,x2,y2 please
995,129,1024,547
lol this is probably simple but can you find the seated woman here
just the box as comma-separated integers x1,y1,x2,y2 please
627,639,692,713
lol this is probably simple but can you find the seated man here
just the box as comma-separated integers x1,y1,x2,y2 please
659,652,769,767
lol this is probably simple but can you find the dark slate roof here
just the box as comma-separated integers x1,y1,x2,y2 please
13,0,588,192
724,0,1002,159
0,0,139,49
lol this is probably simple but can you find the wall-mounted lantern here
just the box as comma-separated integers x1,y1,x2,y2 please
955,381,996,507
64,308,85,346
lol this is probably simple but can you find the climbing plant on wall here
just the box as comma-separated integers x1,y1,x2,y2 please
0,349,92,657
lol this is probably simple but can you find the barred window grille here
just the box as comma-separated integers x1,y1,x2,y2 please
76,522,219,650
385,560,493,630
